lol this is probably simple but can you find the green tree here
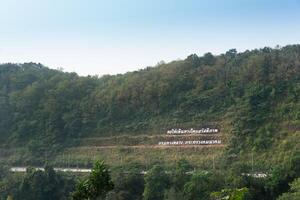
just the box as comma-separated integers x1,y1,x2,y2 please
107,173,144,200
143,165,170,200
210,187,253,200
72,160,114,200
265,166,293,199
16,166,74,200
183,172,223,200
277,178,300,200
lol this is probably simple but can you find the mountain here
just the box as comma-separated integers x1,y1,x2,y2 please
0,45,299,169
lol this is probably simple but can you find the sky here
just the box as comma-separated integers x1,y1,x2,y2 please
0,0,300,76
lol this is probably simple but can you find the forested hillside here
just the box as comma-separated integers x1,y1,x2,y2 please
1,45,300,200
0,45,300,163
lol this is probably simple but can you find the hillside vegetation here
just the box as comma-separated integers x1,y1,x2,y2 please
0,45,300,168
1,45,300,200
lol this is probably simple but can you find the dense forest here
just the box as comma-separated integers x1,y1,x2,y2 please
1,45,300,152
0,45,300,199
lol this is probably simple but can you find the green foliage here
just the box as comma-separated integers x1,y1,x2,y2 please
172,159,192,192
277,178,300,200
143,165,170,200
16,165,75,200
6,195,13,200
0,166,22,200
72,160,114,200
183,171,224,200
265,166,292,198
210,187,252,200
107,173,144,200
163,159,193,200
1,45,300,199
1,45,300,160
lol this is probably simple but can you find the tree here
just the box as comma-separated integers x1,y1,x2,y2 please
107,173,145,200
0,166,22,200
210,187,253,200
143,165,170,200
172,159,192,192
72,160,114,200
265,165,293,199
183,172,223,200
202,52,216,65
16,166,74,200
277,178,300,200
163,160,192,200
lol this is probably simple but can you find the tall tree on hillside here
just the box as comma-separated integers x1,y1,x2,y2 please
72,161,114,200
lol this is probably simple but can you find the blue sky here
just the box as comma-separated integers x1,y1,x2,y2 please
0,0,300,76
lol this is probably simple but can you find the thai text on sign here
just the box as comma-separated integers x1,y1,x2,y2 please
167,128,219,135
158,140,221,145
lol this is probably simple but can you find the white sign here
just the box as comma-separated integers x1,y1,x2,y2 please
158,140,221,146
167,128,219,134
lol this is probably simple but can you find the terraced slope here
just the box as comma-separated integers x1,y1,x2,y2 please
52,128,228,169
